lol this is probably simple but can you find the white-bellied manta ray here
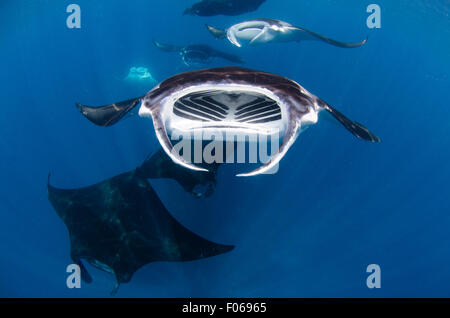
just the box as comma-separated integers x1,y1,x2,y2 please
206,19,368,48
76,67,380,177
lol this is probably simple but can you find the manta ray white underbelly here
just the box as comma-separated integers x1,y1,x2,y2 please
206,19,368,48
77,67,379,176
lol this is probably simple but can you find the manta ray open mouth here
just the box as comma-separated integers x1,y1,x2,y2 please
169,89,283,135
145,84,289,176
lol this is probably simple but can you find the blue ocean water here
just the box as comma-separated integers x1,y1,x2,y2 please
0,0,449,297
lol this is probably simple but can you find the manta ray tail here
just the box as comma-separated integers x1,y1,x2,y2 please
205,24,227,39
297,27,368,48
318,99,380,142
76,96,143,127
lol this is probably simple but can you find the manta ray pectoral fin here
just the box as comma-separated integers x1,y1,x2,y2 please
74,258,93,283
153,40,183,52
205,24,227,39
295,27,368,48
319,100,380,142
183,6,195,16
151,113,209,173
76,96,143,127
110,281,120,296
237,118,300,177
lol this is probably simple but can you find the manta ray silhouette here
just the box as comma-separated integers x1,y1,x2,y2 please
153,40,244,66
48,149,232,295
184,0,266,17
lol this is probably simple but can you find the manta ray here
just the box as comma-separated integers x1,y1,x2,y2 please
48,149,230,295
184,0,266,17
76,67,380,177
153,40,244,66
206,19,368,48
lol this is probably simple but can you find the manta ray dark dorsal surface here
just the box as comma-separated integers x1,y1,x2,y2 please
153,40,244,65
184,0,266,16
47,169,233,295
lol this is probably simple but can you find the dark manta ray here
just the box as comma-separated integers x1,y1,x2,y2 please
76,67,380,177
206,19,368,48
184,0,266,16
48,149,231,295
153,40,244,66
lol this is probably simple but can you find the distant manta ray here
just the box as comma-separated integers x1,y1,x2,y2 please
184,0,266,16
206,19,368,48
153,40,244,66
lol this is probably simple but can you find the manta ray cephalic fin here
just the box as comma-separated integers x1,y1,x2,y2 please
237,115,300,177
151,111,209,173
249,27,270,45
